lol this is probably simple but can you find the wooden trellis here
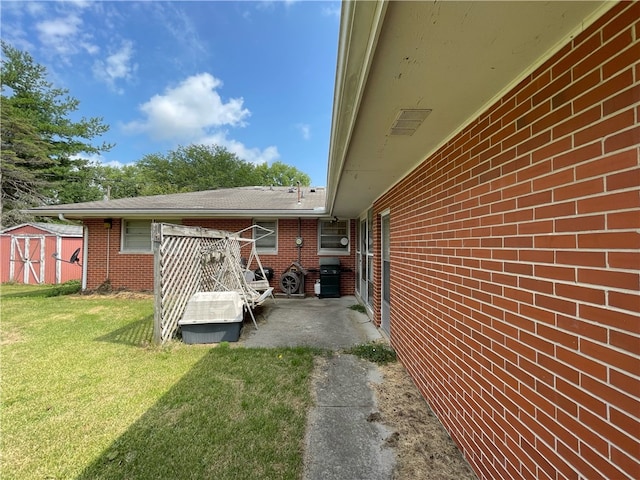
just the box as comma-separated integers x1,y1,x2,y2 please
152,223,273,344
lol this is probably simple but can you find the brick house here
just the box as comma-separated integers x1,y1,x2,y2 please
324,1,639,479
29,1,639,478
29,186,356,296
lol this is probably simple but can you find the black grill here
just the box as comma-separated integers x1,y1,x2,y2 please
319,257,341,298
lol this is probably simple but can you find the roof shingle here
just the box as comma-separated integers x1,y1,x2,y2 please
29,186,327,218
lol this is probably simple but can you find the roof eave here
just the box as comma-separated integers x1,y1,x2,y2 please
326,0,388,217
26,208,329,219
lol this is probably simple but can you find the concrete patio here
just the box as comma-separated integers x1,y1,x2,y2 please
241,295,382,349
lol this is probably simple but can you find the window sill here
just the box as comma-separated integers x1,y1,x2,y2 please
255,249,278,255
317,250,351,256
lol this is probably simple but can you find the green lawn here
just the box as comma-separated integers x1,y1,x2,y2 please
1,284,315,480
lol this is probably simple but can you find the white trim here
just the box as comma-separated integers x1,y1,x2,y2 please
56,236,62,283
120,219,154,254
253,219,278,255
380,211,391,337
38,235,45,284
317,219,351,256
326,0,390,214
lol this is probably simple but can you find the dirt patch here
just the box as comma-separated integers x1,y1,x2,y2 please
77,291,154,300
1,329,24,345
372,361,477,480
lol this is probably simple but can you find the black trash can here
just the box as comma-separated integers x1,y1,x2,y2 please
319,257,341,298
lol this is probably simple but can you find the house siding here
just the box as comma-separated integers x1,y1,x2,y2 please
84,217,356,296
372,3,639,479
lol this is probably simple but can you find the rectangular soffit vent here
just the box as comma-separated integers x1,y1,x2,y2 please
390,108,432,136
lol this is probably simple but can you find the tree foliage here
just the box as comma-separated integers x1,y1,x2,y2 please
255,161,312,188
46,144,313,201
0,41,112,227
0,43,313,226
130,145,311,197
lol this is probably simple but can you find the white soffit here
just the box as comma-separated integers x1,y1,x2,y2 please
327,1,612,218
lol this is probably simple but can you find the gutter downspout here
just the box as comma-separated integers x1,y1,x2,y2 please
106,226,110,283
57,213,82,225
298,217,302,264
82,226,88,291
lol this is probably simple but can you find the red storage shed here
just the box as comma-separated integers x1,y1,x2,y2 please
0,223,83,285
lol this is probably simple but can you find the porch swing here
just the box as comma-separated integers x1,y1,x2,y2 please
199,225,275,329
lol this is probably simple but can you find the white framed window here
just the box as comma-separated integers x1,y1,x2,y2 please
121,219,153,253
121,219,177,253
253,219,277,253
318,219,350,255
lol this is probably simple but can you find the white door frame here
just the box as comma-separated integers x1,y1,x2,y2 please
380,210,391,337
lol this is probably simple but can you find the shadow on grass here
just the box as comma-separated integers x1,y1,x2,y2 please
1,281,81,298
76,346,313,480
94,315,154,347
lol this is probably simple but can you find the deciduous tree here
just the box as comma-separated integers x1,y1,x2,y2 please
134,144,310,195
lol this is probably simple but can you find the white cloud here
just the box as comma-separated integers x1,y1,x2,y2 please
161,5,207,58
296,123,311,140
35,12,98,59
25,2,46,16
200,131,280,166
99,159,127,169
72,152,126,170
256,0,299,12
65,0,93,9
143,2,207,70
93,40,137,93
83,43,100,55
36,14,81,54
123,73,276,166
123,73,251,141
322,3,341,19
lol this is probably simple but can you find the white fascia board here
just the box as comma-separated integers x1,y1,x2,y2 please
326,0,389,216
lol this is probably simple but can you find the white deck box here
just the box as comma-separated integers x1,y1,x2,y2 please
178,292,244,343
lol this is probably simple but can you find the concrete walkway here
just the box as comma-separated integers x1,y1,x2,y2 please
240,296,396,480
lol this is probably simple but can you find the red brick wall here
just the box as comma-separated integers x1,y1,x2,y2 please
84,218,155,291
84,217,355,295
373,3,639,479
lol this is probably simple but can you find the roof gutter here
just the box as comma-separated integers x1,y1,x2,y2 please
57,213,82,225
325,0,389,216
28,208,329,219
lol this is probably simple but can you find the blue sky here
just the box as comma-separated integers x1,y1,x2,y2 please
1,1,341,186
